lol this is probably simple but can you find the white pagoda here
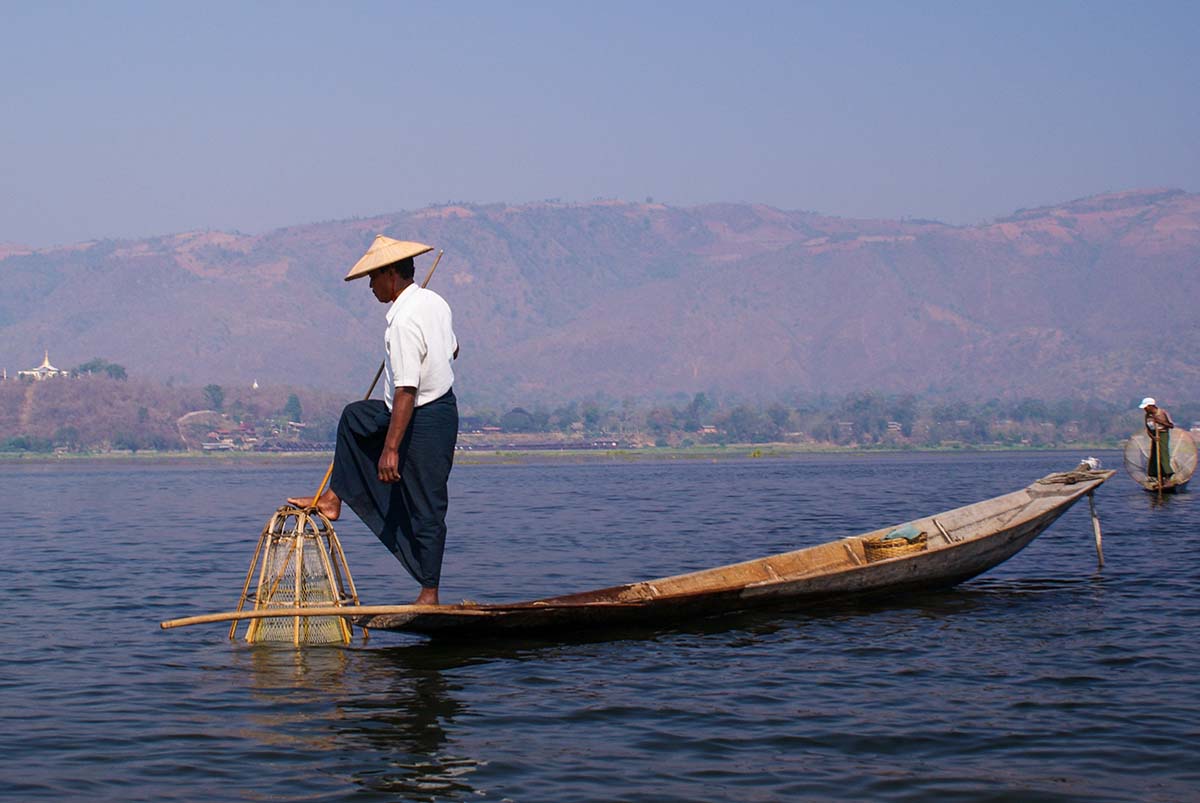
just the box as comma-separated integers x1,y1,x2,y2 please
18,351,67,381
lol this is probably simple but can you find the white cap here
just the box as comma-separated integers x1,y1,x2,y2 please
1138,397,1156,409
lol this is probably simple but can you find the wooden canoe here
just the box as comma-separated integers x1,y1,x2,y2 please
361,467,1114,636
161,468,1114,639
1136,476,1190,494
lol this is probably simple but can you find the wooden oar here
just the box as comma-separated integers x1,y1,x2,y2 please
304,249,445,504
1154,428,1163,501
162,603,478,630
162,597,639,630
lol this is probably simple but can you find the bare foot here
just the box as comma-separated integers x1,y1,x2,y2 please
286,489,342,520
414,587,440,606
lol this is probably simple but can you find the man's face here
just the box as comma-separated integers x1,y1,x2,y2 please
369,268,395,303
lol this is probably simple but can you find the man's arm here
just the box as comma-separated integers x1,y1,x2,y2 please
378,387,416,482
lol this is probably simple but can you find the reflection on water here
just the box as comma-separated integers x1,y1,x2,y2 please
229,643,484,799
2,452,1198,802
335,646,477,799
1143,487,1194,511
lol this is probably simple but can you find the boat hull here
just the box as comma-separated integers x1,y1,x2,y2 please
357,469,1113,638
1135,478,1189,494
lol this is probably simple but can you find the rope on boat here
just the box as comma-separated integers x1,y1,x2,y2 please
1036,469,1110,486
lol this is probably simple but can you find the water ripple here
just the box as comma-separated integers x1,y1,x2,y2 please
1,452,1197,801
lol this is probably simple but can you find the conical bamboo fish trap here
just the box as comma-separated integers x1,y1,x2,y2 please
229,505,363,645
1123,430,1197,491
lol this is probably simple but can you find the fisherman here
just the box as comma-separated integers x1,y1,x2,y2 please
1138,397,1174,483
289,236,459,605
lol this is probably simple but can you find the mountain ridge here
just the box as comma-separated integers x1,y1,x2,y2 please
2,188,1197,406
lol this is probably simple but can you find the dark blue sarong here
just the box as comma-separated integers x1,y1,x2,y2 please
329,391,458,588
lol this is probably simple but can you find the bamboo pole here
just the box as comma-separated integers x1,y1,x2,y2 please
311,515,353,643
292,512,306,645
245,530,287,643
162,604,488,630
1088,490,1103,568
1155,429,1164,501
228,518,271,641
327,526,367,641
421,249,446,292
249,536,299,642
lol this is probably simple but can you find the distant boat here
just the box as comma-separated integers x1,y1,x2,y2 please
1122,430,1196,493
163,466,1115,639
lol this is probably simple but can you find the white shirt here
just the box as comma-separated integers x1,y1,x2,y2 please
383,284,457,409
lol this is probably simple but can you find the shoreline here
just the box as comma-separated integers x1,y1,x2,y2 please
0,441,1123,466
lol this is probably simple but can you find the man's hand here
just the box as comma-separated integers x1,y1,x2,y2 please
379,386,417,483
378,449,401,483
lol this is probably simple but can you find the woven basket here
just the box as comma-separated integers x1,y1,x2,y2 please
863,532,928,563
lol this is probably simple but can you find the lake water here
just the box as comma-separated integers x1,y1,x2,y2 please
1,451,1197,802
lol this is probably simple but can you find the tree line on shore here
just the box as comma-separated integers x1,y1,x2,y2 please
467,393,1197,449
2,368,1193,454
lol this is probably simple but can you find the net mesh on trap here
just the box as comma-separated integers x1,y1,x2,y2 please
230,506,361,645
1122,430,1197,486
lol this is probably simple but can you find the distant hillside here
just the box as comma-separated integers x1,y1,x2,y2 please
2,189,1198,406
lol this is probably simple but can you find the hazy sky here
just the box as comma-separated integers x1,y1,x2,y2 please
3,1,1197,248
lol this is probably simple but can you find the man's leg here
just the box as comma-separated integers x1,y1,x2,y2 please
289,400,389,519
396,393,458,604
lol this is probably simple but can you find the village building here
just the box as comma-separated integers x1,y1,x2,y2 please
17,351,67,381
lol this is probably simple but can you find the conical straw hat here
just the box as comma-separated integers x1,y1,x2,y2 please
344,235,434,281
